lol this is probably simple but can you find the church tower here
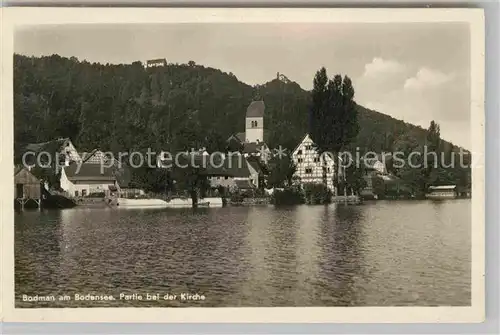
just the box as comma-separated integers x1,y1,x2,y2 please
245,100,265,143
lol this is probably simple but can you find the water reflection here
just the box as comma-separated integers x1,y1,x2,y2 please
15,200,471,307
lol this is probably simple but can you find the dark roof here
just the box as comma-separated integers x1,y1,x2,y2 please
147,58,166,64
227,136,244,152
246,156,264,175
202,153,251,178
246,101,265,118
224,154,251,178
243,141,268,154
25,138,70,155
64,162,116,181
234,179,255,190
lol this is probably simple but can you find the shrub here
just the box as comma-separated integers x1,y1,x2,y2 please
87,192,106,198
230,193,244,203
271,186,304,205
303,183,332,205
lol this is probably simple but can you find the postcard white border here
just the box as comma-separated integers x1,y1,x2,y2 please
1,7,485,323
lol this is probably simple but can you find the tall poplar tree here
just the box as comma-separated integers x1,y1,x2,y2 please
309,67,359,195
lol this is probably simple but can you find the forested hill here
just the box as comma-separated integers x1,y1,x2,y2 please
14,54,463,156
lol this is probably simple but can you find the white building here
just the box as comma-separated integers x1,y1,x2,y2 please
291,133,344,194
60,163,118,197
245,100,265,143
144,58,167,68
24,137,82,167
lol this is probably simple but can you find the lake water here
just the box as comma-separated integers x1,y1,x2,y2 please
15,200,471,307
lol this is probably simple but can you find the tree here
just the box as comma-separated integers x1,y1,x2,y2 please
169,153,210,207
423,120,442,190
344,161,368,195
267,154,297,188
309,68,359,195
204,130,228,153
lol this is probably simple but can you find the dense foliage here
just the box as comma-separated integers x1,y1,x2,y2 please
303,183,333,205
271,186,305,206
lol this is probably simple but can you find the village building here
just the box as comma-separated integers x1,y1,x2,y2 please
79,149,116,165
291,133,342,194
60,163,119,197
23,137,81,168
360,155,390,198
205,153,259,191
144,58,167,68
226,100,272,163
14,166,42,209
426,185,459,199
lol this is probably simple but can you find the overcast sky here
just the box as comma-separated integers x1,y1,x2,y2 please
15,23,471,148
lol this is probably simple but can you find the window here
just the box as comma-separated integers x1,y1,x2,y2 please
314,158,320,163
298,158,303,163
225,176,228,180
82,189,87,197
75,191,79,197
328,168,331,173
297,150,302,155
305,168,312,174
251,120,258,128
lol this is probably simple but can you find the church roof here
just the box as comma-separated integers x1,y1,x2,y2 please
243,141,268,154
246,101,265,118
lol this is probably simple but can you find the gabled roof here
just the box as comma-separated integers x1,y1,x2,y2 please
80,149,116,165
227,136,244,152
25,138,70,155
246,156,265,175
64,163,116,181
14,166,40,184
246,100,265,118
291,134,311,155
224,154,251,178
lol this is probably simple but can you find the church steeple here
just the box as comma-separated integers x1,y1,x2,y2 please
245,100,265,143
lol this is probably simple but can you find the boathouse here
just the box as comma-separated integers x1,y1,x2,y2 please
14,166,42,209
426,185,458,199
